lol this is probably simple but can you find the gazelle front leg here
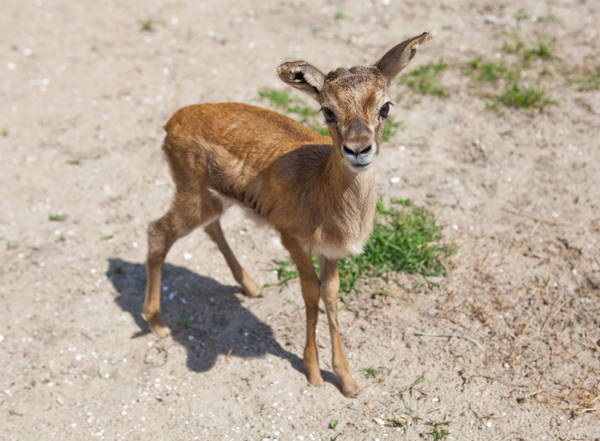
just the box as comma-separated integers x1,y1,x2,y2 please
281,234,323,387
319,256,360,397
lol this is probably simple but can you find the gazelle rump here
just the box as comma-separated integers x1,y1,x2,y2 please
143,32,431,397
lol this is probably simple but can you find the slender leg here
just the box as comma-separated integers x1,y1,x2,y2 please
319,256,360,397
282,234,323,387
204,220,261,297
143,192,212,337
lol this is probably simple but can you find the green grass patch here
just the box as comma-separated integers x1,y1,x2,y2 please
466,50,555,112
100,234,114,241
572,66,600,91
489,83,554,110
259,89,294,108
6,240,17,251
468,57,510,82
66,156,83,166
363,366,391,384
269,199,456,294
502,38,555,61
514,10,531,21
140,19,157,32
524,41,555,61
334,9,345,20
501,39,525,55
273,259,300,287
338,199,456,293
400,60,449,97
1,128,8,137
177,313,193,329
407,374,425,393
382,116,402,142
49,213,68,222
426,421,451,441
328,420,339,430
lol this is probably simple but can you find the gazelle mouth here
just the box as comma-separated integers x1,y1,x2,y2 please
350,161,372,171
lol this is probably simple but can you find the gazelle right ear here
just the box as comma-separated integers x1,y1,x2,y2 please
277,61,325,101
375,32,432,83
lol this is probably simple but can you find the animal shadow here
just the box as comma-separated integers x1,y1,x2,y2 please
106,258,338,387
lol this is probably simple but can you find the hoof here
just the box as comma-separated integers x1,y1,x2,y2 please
242,278,262,298
307,372,324,387
340,379,361,398
143,312,171,338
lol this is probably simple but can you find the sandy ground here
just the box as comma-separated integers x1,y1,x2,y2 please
1,0,599,440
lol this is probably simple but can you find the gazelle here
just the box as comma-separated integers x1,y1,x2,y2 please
143,32,431,397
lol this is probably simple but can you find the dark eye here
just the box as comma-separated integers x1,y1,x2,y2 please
322,107,336,123
379,102,392,119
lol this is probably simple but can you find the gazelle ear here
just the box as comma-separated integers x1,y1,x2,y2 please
374,32,432,83
277,61,325,101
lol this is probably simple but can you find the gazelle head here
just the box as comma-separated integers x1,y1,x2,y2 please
278,32,431,173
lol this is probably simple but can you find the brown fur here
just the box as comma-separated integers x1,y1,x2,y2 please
142,32,430,397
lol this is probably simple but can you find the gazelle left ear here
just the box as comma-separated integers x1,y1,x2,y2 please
277,61,325,102
374,32,431,83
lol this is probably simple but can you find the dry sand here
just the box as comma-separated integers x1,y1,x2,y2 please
1,0,598,440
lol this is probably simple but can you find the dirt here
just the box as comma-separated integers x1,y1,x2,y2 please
1,0,599,440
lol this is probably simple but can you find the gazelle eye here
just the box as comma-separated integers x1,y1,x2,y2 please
322,107,336,123
379,102,392,119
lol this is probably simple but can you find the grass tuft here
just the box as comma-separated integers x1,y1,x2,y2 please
490,83,554,110
400,60,449,97
269,199,456,294
467,52,555,111
468,57,509,82
426,421,450,441
524,41,555,60
2,128,8,137
338,199,456,293
502,38,555,61
67,156,83,166
177,314,193,329
259,89,294,108
382,116,402,142
572,66,600,91
140,19,157,32
6,240,17,251
49,213,68,222
514,11,531,21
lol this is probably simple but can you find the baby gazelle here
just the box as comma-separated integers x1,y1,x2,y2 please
143,32,431,397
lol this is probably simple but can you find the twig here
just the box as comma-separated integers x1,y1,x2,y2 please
502,207,572,227
413,331,484,350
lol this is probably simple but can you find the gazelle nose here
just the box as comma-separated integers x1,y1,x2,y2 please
342,144,372,157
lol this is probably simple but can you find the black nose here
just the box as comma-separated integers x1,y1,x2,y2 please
343,145,372,157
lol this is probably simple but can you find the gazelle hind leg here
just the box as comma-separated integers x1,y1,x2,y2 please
204,220,261,297
144,191,222,337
